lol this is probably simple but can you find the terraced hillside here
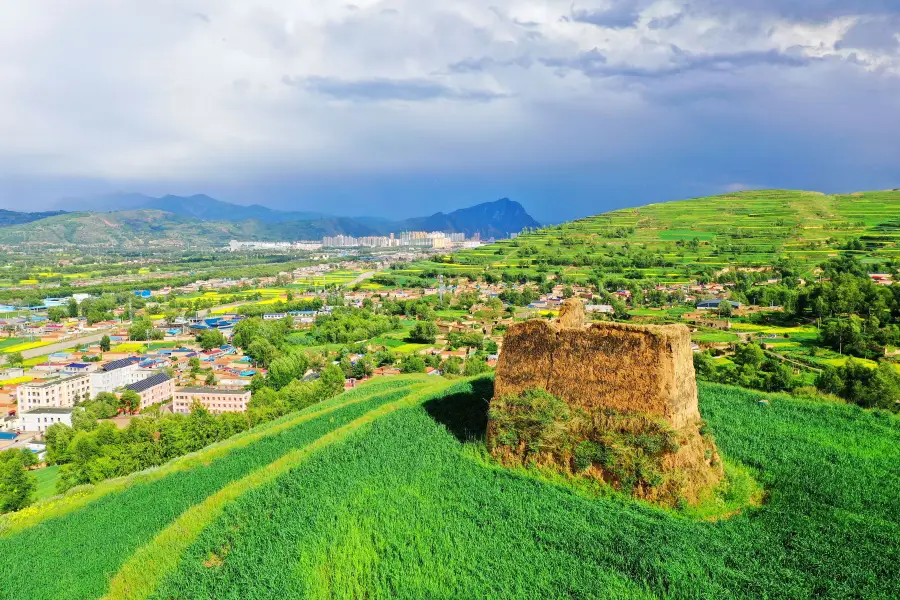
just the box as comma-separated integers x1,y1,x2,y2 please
409,189,900,282
1,374,897,599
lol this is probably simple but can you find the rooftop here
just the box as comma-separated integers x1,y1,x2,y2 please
125,372,171,393
102,357,141,372
21,374,89,388
176,386,250,395
22,407,75,415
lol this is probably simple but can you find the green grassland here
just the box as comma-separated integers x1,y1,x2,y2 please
32,466,61,502
396,189,900,282
1,375,896,599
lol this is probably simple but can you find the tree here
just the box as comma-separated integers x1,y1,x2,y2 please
6,351,23,367
67,298,79,318
408,321,438,344
611,298,630,320
400,354,427,373
350,356,373,380
0,451,36,513
820,316,867,357
197,329,227,351
717,300,733,317
188,356,202,374
484,339,499,355
204,371,218,386
693,351,717,380
247,338,280,368
463,357,490,376
317,364,346,399
119,390,141,414
128,318,153,342
99,335,111,352
766,363,797,392
440,357,463,376
72,409,99,432
733,343,765,370
267,353,309,390
815,359,900,410
44,423,75,464
48,307,68,323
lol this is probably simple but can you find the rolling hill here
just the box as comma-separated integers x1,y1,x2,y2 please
0,197,539,247
53,193,328,223
0,210,386,248
409,189,900,281
0,209,66,227
1,375,896,599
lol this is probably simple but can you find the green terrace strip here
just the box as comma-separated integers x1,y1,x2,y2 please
148,380,899,600
103,378,455,600
0,377,421,535
0,378,435,600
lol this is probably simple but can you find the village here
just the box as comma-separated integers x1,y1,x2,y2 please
1,255,893,463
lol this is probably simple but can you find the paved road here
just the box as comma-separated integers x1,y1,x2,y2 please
0,330,115,365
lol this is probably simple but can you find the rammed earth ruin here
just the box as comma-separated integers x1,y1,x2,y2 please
489,299,722,505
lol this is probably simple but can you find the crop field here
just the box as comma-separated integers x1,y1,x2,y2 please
0,376,450,600
1,339,50,353
112,342,148,353
33,466,60,502
691,331,740,344
0,375,34,385
0,337,26,350
1,375,896,599
396,190,900,283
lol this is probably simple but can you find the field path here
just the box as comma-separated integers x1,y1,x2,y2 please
346,271,375,287
102,379,452,600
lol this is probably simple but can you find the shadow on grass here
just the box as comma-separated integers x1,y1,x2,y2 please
423,377,494,443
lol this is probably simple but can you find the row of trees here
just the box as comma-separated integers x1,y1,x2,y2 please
694,344,798,394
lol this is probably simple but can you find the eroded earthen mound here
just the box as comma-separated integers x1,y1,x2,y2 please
488,300,722,506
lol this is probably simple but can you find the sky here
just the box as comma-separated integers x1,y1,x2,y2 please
0,1,898,223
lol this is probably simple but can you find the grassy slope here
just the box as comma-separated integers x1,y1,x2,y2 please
405,189,900,281
32,465,60,502
2,377,897,599
0,377,438,600
150,380,899,600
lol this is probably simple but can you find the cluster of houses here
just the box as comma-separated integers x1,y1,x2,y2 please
0,346,255,436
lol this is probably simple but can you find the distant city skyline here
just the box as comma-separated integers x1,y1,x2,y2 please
0,2,897,223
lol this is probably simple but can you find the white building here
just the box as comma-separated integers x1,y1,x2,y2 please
18,374,91,412
173,387,251,414
90,358,154,396
19,407,76,433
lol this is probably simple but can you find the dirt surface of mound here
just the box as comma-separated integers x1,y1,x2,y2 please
494,301,700,429
489,302,722,505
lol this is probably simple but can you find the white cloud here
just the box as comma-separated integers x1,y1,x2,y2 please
0,0,896,186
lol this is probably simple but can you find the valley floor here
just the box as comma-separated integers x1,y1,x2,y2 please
1,377,897,600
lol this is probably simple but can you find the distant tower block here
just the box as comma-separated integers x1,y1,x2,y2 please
494,299,700,430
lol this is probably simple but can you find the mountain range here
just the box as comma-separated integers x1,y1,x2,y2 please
0,195,539,248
